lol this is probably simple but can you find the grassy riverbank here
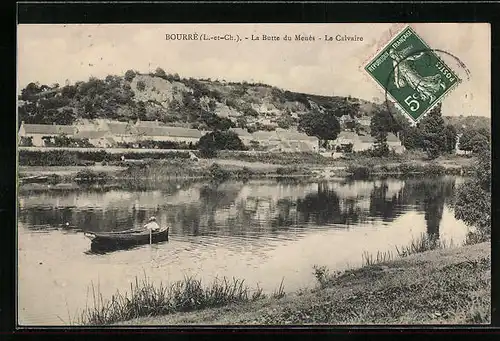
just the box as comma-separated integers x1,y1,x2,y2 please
114,241,490,325
75,233,490,326
17,152,475,193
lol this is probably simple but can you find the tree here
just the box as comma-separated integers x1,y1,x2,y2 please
401,125,422,150
54,108,76,125
372,133,390,157
298,110,340,149
277,114,294,129
460,129,489,154
124,70,136,82
458,129,475,152
470,134,490,154
370,107,394,157
135,101,147,120
21,82,43,100
136,80,146,91
197,131,246,157
155,67,167,77
454,142,491,238
443,124,457,154
418,104,447,159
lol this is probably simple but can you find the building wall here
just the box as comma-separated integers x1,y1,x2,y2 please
143,136,199,144
31,134,45,147
388,143,405,154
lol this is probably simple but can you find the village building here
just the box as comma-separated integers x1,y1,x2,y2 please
135,119,162,127
338,114,354,126
250,130,282,151
275,128,319,152
108,121,139,144
386,132,406,154
73,129,113,148
18,122,75,147
356,116,371,127
135,125,204,144
73,119,115,147
229,128,254,147
331,131,405,154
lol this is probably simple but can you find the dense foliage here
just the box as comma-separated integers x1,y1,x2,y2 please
18,150,191,166
197,130,246,157
298,110,341,143
454,142,491,238
370,107,397,157
398,104,457,159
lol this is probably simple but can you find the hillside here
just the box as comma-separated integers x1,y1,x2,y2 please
18,70,489,136
443,115,491,134
18,70,384,132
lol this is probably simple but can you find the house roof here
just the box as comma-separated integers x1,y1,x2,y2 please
339,114,354,122
74,130,109,139
275,129,318,141
251,131,280,140
359,135,375,143
336,131,359,141
229,128,253,137
136,120,161,127
298,142,314,152
386,133,401,143
108,122,137,135
21,124,75,135
135,126,203,138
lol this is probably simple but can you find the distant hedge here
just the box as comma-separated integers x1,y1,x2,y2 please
19,150,191,166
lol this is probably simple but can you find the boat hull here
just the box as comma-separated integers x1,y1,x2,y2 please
85,227,169,252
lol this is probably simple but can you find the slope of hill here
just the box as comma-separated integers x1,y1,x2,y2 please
443,115,491,134
18,70,382,131
19,70,489,135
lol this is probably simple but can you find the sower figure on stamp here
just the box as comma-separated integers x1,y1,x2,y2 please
389,46,446,103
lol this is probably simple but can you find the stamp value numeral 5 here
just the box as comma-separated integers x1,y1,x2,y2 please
404,94,420,112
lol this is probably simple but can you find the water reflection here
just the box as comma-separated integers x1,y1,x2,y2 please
19,177,458,242
18,176,468,326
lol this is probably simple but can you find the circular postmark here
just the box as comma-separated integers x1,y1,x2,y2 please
382,48,471,126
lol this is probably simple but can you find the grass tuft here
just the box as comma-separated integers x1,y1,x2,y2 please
361,250,394,266
395,233,447,258
79,275,262,325
272,278,286,299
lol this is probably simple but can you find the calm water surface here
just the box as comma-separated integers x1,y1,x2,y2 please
18,176,470,325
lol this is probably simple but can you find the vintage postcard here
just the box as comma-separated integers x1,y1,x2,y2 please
17,23,491,326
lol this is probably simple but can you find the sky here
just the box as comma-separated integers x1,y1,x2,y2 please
17,23,490,117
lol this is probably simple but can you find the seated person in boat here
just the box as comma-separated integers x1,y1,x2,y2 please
143,216,160,232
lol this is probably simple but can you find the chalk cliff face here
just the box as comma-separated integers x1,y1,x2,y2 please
18,70,383,131
20,70,487,134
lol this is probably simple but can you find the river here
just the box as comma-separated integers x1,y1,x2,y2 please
17,176,470,325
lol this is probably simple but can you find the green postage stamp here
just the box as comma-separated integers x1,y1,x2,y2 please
365,26,461,123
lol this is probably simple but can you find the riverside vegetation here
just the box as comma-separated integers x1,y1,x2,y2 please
73,139,491,325
77,233,489,325
20,70,491,325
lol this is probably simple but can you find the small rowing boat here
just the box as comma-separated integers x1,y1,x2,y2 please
85,227,169,252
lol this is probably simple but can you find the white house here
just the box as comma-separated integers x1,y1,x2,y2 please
331,131,405,154
135,126,204,144
275,128,319,152
18,122,75,147
108,122,139,144
251,130,282,151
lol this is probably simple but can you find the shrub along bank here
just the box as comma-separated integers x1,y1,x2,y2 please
18,149,191,166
